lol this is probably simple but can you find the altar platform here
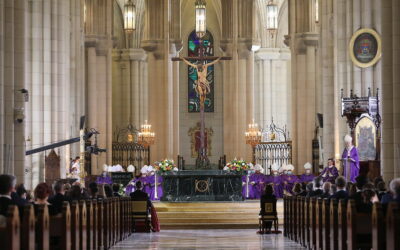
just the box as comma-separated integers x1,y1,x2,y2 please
154,200,284,229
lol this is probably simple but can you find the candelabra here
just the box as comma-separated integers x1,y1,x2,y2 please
138,120,155,148
245,120,262,163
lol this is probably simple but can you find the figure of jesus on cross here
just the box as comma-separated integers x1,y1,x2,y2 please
172,55,231,168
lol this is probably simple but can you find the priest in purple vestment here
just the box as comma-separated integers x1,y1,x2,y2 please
320,158,339,183
299,162,315,183
96,167,113,185
281,164,299,196
137,166,151,196
147,166,164,201
341,134,360,183
268,163,283,198
249,165,266,199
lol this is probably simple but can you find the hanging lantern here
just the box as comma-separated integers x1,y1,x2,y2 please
195,0,207,39
266,1,278,32
124,0,136,32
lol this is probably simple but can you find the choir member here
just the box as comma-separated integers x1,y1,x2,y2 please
320,158,339,183
299,162,315,183
341,134,360,182
249,165,266,199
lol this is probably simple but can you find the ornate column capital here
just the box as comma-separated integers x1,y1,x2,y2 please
290,32,319,54
255,48,291,61
141,39,165,59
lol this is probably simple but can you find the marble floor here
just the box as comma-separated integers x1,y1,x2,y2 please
110,229,305,250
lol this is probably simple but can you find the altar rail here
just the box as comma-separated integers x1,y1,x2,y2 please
255,142,292,174
283,196,400,250
112,142,149,167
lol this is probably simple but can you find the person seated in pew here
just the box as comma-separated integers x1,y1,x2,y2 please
104,184,114,198
299,162,315,183
88,182,104,199
299,183,308,196
320,182,331,198
11,183,29,207
305,182,314,197
319,158,339,184
259,184,277,234
0,175,17,217
292,183,303,196
389,178,400,203
130,181,152,209
349,175,369,207
330,184,337,196
376,181,387,201
112,183,121,197
308,176,324,197
33,182,57,215
48,181,69,214
330,176,349,200
359,184,379,213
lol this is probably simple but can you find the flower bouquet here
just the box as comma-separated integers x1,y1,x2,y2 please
223,158,252,173
155,159,179,172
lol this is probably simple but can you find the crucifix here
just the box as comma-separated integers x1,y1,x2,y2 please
172,51,231,168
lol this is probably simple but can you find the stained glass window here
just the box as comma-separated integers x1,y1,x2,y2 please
188,30,214,112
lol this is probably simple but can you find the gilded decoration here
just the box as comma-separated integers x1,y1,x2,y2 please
349,28,382,68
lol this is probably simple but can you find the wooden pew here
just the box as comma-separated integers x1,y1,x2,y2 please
372,202,386,250
97,199,104,250
315,199,323,250
286,196,292,239
103,199,110,249
329,199,339,250
386,202,400,250
297,196,303,244
86,200,94,250
322,199,330,250
347,199,372,250
21,205,35,250
291,196,298,241
70,201,80,250
121,197,127,240
0,205,20,250
303,197,310,248
283,196,288,237
35,204,50,250
91,200,98,250
79,201,87,250
309,197,317,250
337,199,347,250
49,202,71,250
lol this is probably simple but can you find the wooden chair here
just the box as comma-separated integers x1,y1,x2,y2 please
309,197,317,250
70,201,80,250
322,199,330,250
386,202,400,250
372,202,386,250
21,205,35,250
0,205,20,250
347,200,372,250
315,199,323,250
49,202,71,250
337,199,348,250
258,200,278,234
132,200,151,232
330,199,339,250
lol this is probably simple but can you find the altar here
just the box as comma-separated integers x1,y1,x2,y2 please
161,170,243,202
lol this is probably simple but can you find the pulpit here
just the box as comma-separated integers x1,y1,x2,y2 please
161,170,243,202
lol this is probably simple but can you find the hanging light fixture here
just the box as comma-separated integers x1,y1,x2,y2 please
195,0,207,39
124,0,136,32
266,0,278,36
138,120,155,148
315,0,319,23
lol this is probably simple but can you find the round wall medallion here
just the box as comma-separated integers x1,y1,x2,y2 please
349,28,381,68
195,179,209,193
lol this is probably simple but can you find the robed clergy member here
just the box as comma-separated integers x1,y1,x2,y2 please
269,163,283,198
281,164,299,196
249,165,266,199
341,134,360,182
299,162,315,183
147,165,164,201
320,158,339,183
